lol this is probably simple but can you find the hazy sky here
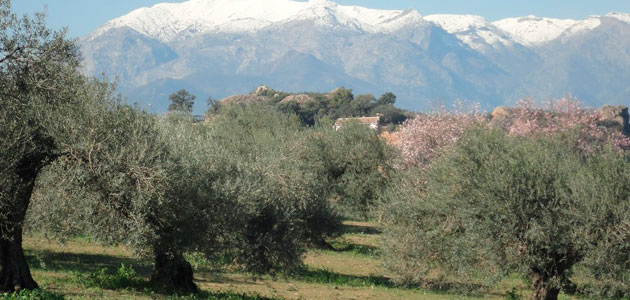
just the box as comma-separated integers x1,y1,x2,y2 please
12,0,630,38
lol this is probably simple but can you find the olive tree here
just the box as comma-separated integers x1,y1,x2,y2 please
206,103,342,268
572,149,630,298
72,106,211,292
27,105,233,293
0,0,95,291
0,2,227,291
383,128,630,300
304,122,396,220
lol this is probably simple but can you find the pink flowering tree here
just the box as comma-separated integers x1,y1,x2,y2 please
498,98,630,153
398,98,630,168
397,102,486,168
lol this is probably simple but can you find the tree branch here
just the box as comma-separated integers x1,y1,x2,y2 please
0,46,22,64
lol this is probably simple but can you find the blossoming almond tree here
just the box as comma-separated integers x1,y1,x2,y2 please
397,102,485,168
497,98,630,152
397,98,630,169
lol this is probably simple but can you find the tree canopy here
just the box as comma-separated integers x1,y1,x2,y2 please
168,89,195,113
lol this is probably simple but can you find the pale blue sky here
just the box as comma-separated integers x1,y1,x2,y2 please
12,0,630,38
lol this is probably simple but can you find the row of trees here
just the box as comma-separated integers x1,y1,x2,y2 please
1,2,394,293
384,99,630,300
23,103,393,292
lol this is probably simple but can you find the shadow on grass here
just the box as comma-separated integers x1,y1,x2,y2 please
169,290,281,300
419,279,487,296
330,243,380,257
25,248,152,275
340,223,381,235
287,267,488,297
25,249,276,299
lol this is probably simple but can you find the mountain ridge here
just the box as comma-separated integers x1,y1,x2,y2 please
81,0,630,114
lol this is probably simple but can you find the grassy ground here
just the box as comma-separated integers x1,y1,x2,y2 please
18,221,587,300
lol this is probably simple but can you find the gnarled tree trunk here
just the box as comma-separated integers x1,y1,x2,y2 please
0,228,38,292
0,172,39,292
532,273,560,300
150,251,197,293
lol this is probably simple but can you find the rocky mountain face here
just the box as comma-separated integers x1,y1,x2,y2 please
80,0,630,114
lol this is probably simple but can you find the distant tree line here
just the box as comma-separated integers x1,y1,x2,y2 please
204,86,412,128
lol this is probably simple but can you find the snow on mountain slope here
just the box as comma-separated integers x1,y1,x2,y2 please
376,9,427,33
493,16,578,46
606,12,630,23
337,3,403,26
82,0,630,114
425,14,488,33
91,0,307,41
90,0,418,41
90,0,627,48
559,16,601,39
285,0,374,29
425,14,516,51
494,13,630,46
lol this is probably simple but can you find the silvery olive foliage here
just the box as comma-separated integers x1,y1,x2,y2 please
303,121,397,220
0,0,109,291
29,102,348,278
28,102,234,292
0,0,84,239
204,103,342,272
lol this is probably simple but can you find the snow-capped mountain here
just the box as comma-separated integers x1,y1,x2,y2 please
492,16,578,46
81,0,630,113
424,14,517,51
89,0,424,41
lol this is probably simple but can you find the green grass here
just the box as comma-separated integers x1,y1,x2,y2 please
184,252,235,272
0,289,279,300
67,264,148,290
23,238,279,299
329,241,380,257
287,266,393,288
166,291,280,300
19,222,606,300
0,289,65,300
